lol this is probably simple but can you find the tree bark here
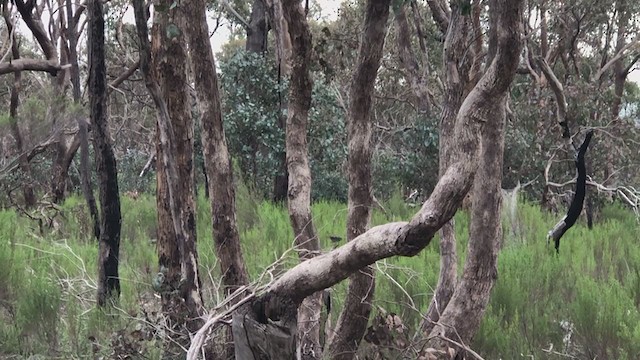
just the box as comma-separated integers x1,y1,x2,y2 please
605,0,629,187
280,2,323,358
3,2,36,208
263,0,291,203
89,0,122,307
67,0,100,240
423,0,523,357
420,1,475,336
132,1,205,357
395,4,430,114
184,0,250,357
246,0,268,53
327,1,391,359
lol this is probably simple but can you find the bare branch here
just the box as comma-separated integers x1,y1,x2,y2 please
221,0,250,30
537,57,570,140
0,57,67,75
107,59,140,92
592,37,640,82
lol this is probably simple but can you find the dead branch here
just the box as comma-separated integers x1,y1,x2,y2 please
547,131,594,253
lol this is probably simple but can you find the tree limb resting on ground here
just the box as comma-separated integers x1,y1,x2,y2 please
548,130,594,253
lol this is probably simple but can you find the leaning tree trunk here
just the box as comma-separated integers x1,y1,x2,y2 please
132,1,205,357
89,0,122,307
327,1,391,359
230,0,522,359
420,0,475,336
184,0,250,358
423,0,523,357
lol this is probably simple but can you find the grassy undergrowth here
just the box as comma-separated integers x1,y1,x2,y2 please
0,189,638,359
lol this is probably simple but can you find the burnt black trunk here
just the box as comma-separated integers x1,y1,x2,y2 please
89,0,122,306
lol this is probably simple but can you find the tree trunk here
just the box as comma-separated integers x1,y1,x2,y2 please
3,4,36,208
67,0,100,240
327,1,391,359
184,0,251,357
246,0,268,53
423,0,523,357
132,1,205,357
605,0,629,187
279,2,324,358
89,0,122,307
420,2,474,336
395,4,430,114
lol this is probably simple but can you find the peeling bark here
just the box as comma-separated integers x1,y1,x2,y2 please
328,1,391,359
132,0,205,356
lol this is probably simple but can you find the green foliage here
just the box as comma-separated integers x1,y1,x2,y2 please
1,191,638,358
219,49,348,200
474,201,640,359
372,115,440,200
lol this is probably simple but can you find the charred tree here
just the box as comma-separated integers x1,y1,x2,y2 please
548,131,594,253
89,0,122,307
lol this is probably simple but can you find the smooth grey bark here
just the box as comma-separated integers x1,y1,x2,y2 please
327,1,391,359
422,0,524,357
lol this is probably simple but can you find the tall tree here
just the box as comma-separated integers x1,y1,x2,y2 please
223,0,524,358
422,0,523,357
281,1,323,358
184,0,250,357
2,0,36,208
419,0,478,335
327,1,391,359
133,0,205,356
89,0,122,307
67,0,99,240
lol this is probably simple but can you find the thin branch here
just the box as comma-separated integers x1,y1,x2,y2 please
592,37,640,82
221,0,250,30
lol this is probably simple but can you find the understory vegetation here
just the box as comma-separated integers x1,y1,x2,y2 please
0,188,638,359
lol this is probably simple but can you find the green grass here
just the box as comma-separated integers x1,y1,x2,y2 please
0,191,638,359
